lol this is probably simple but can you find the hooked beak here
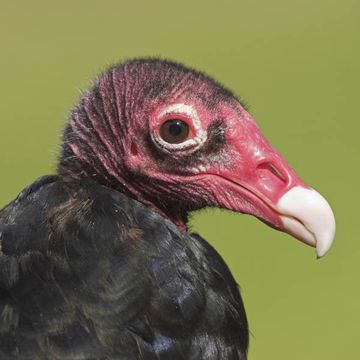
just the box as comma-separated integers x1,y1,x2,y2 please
203,109,336,257
275,186,335,257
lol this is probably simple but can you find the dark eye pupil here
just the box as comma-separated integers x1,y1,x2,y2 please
169,123,182,136
160,119,190,144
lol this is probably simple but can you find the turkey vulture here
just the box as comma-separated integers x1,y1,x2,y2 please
0,59,335,359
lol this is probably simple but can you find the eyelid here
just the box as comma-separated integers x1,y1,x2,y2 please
160,113,190,123
152,103,208,153
158,103,199,120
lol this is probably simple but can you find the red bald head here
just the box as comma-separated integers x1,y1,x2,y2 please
59,58,335,257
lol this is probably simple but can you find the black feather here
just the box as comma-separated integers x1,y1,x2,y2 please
0,178,248,359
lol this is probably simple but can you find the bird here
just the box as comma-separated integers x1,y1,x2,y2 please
0,58,335,360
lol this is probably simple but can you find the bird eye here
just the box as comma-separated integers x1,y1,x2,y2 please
160,119,190,144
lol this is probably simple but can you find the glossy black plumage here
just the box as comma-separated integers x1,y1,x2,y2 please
0,176,248,359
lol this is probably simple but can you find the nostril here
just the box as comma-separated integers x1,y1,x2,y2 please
268,163,286,182
257,162,287,183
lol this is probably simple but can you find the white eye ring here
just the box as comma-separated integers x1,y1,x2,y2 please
152,103,207,154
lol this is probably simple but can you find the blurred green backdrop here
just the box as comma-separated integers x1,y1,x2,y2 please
0,0,358,358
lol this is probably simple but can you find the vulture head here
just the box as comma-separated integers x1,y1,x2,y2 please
59,58,335,257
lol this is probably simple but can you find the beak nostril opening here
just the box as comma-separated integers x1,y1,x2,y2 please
268,163,286,182
258,162,287,183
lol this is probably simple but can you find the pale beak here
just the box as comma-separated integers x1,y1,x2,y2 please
277,186,336,257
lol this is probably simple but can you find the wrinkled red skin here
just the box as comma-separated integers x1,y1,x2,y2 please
129,98,306,231
59,59,306,232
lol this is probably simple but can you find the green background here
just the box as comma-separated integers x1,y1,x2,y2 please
0,0,358,358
